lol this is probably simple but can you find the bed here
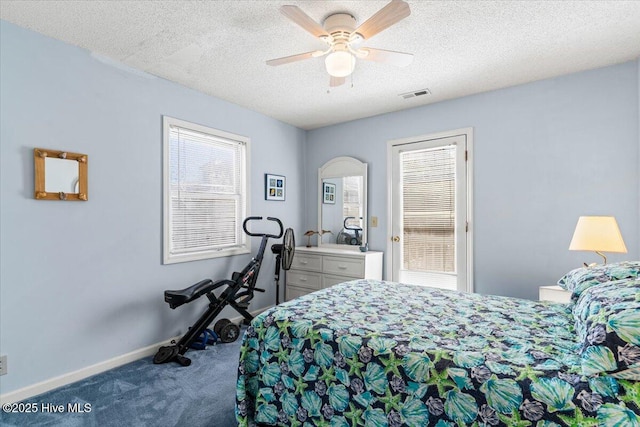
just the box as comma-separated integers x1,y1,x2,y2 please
236,262,640,426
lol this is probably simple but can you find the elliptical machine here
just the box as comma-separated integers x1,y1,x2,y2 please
153,216,283,366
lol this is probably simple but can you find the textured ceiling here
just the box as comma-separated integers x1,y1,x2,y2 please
2,1,640,130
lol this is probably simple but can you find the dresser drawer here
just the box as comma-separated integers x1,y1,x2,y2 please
287,270,322,290
322,274,356,289
286,285,313,301
290,254,323,272
323,256,364,277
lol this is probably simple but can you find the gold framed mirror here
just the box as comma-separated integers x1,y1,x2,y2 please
34,148,88,201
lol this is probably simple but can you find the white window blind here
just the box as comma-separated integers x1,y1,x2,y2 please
163,117,249,264
401,145,455,273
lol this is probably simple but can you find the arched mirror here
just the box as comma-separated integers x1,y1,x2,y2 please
318,156,367,248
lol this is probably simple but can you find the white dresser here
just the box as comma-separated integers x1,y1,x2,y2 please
285,246,383,301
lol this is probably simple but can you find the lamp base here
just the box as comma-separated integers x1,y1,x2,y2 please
582,251,607,268
594,251,607,265
583,262,598,268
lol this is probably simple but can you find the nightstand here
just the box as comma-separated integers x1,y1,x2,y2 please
539,285,571,303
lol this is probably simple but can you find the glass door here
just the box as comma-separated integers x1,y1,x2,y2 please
389,133,470,291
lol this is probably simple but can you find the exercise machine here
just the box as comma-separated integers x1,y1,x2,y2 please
153,216,283,366
336,216,363,246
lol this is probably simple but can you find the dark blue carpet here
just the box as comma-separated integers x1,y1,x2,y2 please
1,335,242,427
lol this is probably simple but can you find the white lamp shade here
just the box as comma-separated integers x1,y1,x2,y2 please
325,51,355,78
569,216,627,253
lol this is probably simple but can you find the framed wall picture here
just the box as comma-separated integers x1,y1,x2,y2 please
323,182,336,204
265,173,286,201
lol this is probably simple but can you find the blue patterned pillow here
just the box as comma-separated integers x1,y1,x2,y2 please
572,278,640,379
558,261,640,299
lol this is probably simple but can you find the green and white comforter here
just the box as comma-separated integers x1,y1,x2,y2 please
236,280,640,426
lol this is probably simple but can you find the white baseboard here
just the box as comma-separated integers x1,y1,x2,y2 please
0,336,177,405
0,305,272,404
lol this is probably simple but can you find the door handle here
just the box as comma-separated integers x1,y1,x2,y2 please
392,236,400,242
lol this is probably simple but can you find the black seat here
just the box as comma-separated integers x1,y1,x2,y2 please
164,279,217,309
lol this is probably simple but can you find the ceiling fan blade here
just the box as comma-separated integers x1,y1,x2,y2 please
266,51,324,66
353,0,410,40
357,48,413,67
329,76,346,87
280,5,329,38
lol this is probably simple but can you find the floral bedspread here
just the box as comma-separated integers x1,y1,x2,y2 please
236,280,640,426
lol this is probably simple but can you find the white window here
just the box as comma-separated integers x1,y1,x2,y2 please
342,175,364,229
163,116,250,264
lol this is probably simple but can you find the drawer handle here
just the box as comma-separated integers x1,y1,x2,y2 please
337,265,347,270
299,277,307,281
299,260,308,265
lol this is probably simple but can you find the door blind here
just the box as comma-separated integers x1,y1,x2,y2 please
401,144,456,273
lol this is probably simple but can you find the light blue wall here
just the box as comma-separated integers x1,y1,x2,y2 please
306,61,640,300
0,21,306,395
2,19,639,397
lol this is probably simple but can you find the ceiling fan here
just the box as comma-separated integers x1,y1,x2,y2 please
266,0,413,87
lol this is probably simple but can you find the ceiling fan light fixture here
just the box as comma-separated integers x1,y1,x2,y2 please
268,1,412,85
325,51,355,77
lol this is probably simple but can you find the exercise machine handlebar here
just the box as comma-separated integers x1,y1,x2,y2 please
243,216,283,239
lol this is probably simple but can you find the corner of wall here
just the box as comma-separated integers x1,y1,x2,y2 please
298,128,309,236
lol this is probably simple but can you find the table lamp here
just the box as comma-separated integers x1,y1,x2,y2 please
569,216,627,264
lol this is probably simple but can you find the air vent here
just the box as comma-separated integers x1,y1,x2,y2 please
399,88,431,99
